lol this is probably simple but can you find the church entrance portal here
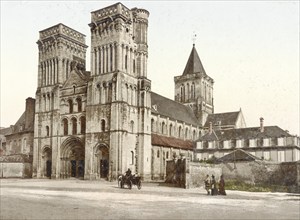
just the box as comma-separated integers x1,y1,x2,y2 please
60,137,85,179
42,147,52,178
94,144,109,179
46,160,52,178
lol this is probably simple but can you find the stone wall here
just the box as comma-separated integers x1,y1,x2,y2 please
186,161,222,189
0,162,32,178
220,161,300,193
165,158,222,189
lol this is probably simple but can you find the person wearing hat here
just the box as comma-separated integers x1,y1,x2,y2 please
204,174,211,195
211,175,217,195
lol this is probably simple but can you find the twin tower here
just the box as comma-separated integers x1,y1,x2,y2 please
33,2,214,180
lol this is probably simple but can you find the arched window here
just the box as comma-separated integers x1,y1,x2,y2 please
131,151,134,165
166,151,169,159
130,120,134,133
110,45,113,71
192,83,195,99
76,97,82,112
151,119,155,132
125,54,128,70
63,119,68,135
169,124,173,136
157,150,160,158
80,117,86,134
181,85,185,102
178,126,182,138
161,122,165,134
68,99,73,113
101,119,105,132
133,59,136,73
185,128,189,139
193,130,196,140
187,83,190,100
71,117,77,135
46,126,49,136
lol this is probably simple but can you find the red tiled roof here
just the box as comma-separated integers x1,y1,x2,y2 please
151,134,194,150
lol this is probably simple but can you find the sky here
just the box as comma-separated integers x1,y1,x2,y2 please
0,1,299,135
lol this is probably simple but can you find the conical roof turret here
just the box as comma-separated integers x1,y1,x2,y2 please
182,44,206,76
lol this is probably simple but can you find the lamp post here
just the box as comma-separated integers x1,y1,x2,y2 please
135,135,139,174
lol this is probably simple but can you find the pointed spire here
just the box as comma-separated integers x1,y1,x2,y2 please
182,45,206,76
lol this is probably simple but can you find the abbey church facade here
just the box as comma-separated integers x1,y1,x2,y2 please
31,2,214,180
1,2,298,180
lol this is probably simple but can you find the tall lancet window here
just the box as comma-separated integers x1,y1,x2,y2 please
125,55,128,70
63,119,68,135
76,97,82,112
68,99,73,113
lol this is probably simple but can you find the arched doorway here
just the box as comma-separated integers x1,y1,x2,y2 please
60,137,85,179
42,146,52,178
94,144,109,179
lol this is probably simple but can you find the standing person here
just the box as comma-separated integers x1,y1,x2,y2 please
211,175,217,196
204,174,211,195
218,175,226,195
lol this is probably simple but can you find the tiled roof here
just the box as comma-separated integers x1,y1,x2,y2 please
199,130,219,141
199,126,292,141
204,111,240,127
216,149,261,163
151,92,199,125
14,112,25,128
182,45,206,76
151,134,194,150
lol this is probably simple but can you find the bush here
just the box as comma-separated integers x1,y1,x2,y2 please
225,180,289,193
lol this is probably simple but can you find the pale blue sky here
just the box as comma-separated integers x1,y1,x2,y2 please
1,1,299,135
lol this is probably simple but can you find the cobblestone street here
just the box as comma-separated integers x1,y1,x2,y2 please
0,179,299,220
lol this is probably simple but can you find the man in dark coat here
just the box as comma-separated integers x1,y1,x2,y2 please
211,175,217,196
218,175,226,195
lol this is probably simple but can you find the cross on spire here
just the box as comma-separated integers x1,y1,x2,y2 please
192,32,197,47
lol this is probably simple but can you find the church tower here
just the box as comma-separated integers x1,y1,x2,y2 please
33,24,88,178
85,3,152,180
174,44,214,126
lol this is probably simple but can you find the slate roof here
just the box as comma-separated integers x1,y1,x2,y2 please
151,134,194,150
199,126,292,141
204,111,240,127
182,45,206,76
216,149,262,163
151,92,199,125
0,127,13,136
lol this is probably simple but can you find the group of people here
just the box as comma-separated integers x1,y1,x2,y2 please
204,174,226,196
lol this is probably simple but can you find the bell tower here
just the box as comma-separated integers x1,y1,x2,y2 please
174,44,214,126
85,3,152,180
33,24,87,178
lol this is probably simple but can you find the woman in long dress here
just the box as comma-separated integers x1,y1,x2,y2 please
218,175,226,195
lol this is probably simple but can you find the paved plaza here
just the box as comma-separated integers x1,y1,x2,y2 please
0,179,299,220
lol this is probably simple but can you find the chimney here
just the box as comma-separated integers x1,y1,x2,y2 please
209,122,213,134
260,117,264,133
25,98,36,130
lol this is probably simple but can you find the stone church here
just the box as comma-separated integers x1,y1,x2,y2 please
1,2,298,180
32,2,214,181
